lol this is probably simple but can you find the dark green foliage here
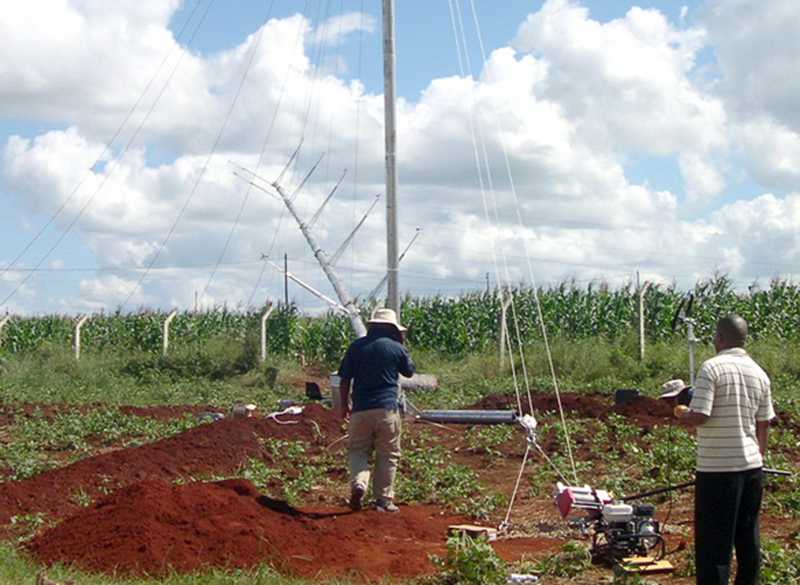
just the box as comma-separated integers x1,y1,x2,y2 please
293,311,352,364
0,315,73,353
404,292,501,355
4,275,800,365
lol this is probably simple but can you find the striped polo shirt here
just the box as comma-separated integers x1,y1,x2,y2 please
690,347,775,473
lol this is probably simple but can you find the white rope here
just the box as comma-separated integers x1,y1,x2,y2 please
500,443,531,531
476,0,579,484
266,405,304,424
447,0,526,420
462,0,580,484
445,0,583,530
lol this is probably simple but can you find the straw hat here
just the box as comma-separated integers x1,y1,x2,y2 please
659,379,689,399
366,308,407,332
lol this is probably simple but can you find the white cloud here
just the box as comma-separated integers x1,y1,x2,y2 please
511,0,729,206
697,0,800,132
3,1,800,314
696,0,800,193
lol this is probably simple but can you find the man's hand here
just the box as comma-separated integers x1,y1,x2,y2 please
676,407,710,427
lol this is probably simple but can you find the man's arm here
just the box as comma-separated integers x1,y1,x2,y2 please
397,346,415,378
678,409,710,427
338,378,352,420
756,419,771,456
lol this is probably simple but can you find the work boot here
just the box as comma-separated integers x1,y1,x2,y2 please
375,499,399,513
349,485,365,511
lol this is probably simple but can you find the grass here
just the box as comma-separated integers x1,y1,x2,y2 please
0,408,202,481
0,542,368,585
0,348,309,409
241,438,339,506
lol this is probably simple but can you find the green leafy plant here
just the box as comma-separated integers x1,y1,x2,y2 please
8,513,47,542
533,540,592,578
464,425,516,458
0,442,54,480
428,534,507,585
246,438,337,506
761,538,800,584
70,487,92,507
611,568,662,585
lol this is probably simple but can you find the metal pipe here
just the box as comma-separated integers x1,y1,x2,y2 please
271,183,366,338
416,410,517,424
621,468,792,502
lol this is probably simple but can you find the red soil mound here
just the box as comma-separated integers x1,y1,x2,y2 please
25,477,473,580
0,402,344,528
470,391,679,429
470,392,609,418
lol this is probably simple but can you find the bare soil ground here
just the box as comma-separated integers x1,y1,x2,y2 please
1,390,797,583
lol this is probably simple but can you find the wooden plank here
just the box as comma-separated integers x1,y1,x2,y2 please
617,556,674,574
448,524,498,542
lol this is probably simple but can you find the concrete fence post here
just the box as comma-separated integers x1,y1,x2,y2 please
638,281,651,361
74,314,89,360
163,309,178,356
260,305,275,362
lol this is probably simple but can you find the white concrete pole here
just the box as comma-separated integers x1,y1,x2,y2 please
163,309,178,356
74,314,89,360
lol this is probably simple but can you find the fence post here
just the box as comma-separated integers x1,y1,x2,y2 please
163,309,178,356
638,281,651,361
499,290,513,368
260,305,275,362
0,314,10,351
74,314,89,360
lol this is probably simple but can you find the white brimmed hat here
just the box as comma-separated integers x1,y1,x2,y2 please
659,379,688,399
367,308,407,332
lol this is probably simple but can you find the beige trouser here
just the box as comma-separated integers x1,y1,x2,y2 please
348,408,402,502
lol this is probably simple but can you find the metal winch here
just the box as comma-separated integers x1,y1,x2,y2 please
554,483,665,563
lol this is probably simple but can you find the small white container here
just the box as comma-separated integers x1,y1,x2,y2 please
602,503,633,523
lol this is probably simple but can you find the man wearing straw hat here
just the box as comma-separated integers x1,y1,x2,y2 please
658,379,694,407
338,308,415,513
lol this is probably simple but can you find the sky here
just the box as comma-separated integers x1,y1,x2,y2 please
2,0,800,316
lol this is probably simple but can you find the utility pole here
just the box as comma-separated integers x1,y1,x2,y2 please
383,0,399,316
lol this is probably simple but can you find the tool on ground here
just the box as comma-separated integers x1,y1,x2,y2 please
555,467,792,565
232,403,257,418
554,483,663,563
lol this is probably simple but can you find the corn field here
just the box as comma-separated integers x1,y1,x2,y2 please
2,274,800,365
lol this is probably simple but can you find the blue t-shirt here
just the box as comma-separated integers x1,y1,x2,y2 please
338,327,415,412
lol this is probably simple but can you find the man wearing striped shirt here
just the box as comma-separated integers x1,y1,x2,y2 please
679,314,775,585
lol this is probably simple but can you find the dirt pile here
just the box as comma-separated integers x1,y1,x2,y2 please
0,402,344,528
25,477,473,580
470,391,678,429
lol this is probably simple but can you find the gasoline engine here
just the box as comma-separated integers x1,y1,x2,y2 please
554,483,665,562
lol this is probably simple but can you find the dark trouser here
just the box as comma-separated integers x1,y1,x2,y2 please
695,468,764,585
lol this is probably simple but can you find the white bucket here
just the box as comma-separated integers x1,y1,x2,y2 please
329,373,342,412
